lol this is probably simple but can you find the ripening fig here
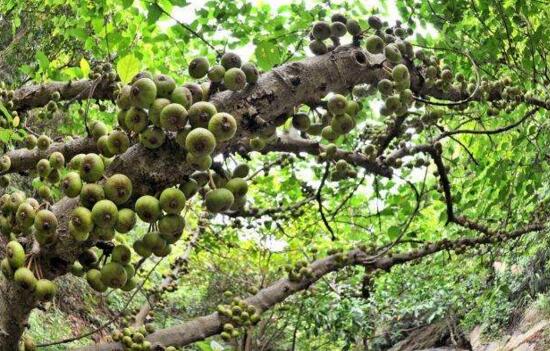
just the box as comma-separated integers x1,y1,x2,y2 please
159,187,186,214
68,153,85,171
171,86,193,109
368,16,383,30
115,208,136,233
392,64,410,83
346,19,361,36
188,57,210,79
292,113,310,131
91,121,108,140
330,21,347,37
35,279,57,301
112,245,132,265
249,137,265,151
188,101,217,128
185,128,216,156
384,95,401,113
142,231,166,252
135,195,162,223
104,174,133,205
133,240,152,258
1,258,13,279
91,199,118,228
378,79,394,95
180,179,199,199
80,183,105,208
345,100,360,116
0,155,11,172
321,126,338,142
106,130,130,155
160,103,188,131
117,85,132,109
36,135,52,151
224,68,247,91
79,153,104,183
153,241,172,257
25,134,37,149
208,65,226,82
312,21,331,40
100,262,127,289
125,107,149,133
384,43,402,64
205,188,235,213
225,178,248,198
86,269,107,292
309,40,328,55
366,35,384,54
130,77,157,108
327,94,348,115
148,98,170,127
241,63,259,84
36,158,51,179
139,126,166,149
92,226,115,241
16,202,35,228
232,164,250,179
38,184,52,201
6,240,25,269
121,277,137,292
34,209,57,235
153,74,176,98
158,214,185,243
48,151,65,169
96,135,115,158
331,113,355,134
208,112,237,141
221,52,242,70
14,267,37,291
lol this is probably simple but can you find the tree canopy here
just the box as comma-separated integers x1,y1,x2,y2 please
0,0,548,350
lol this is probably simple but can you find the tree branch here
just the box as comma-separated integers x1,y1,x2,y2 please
74,220,546,351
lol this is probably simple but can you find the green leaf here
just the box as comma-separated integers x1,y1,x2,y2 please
254,41,281,71
35,51,49,71
0,129,12,143
388,226,400,240
0,101,12,121
116,54,141,84
80,58,91,78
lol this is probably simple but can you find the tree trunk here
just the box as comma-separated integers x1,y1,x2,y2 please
0,277,36,351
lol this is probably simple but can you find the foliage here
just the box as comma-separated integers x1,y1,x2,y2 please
0,0,549,351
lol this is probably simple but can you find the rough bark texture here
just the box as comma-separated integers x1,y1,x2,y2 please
74,222,545,351
12,79,116,112
4,137,97,174
0,278,36,351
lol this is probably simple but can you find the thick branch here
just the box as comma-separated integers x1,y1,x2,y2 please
75,221,546,351
4,137,97,174
12,79,115,112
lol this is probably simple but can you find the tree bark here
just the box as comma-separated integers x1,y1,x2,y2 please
0,278,36,351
